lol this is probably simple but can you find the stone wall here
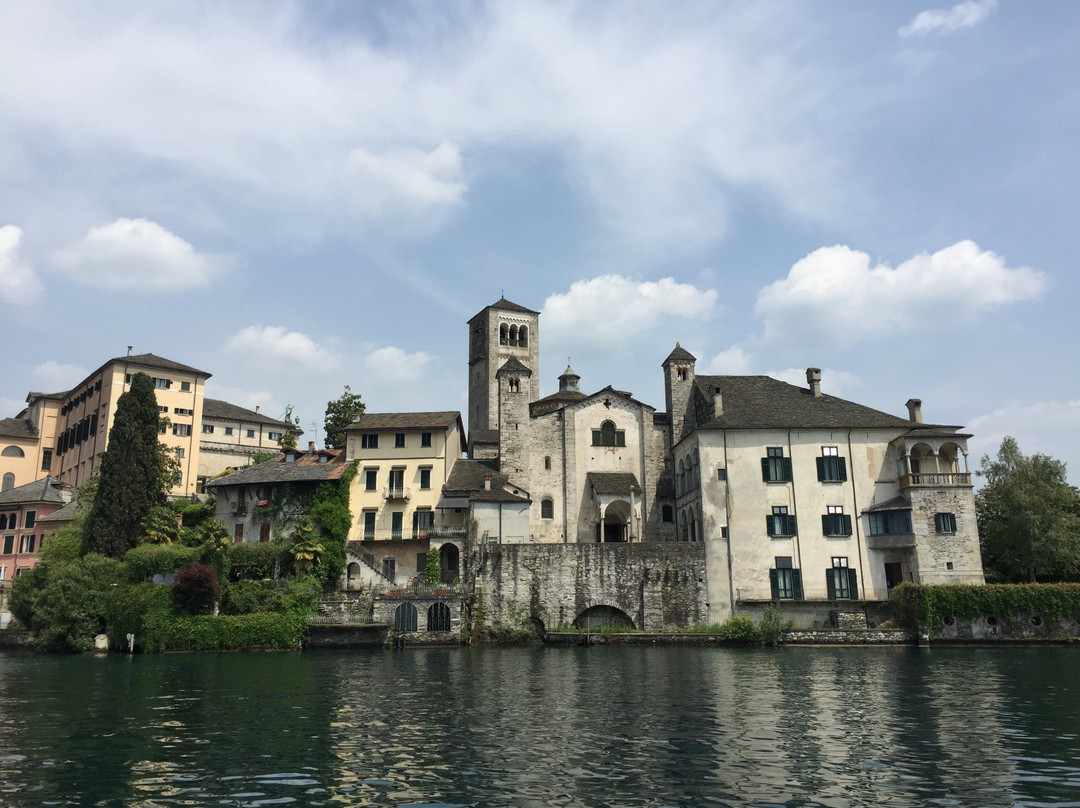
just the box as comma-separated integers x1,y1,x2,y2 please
933,613,1080,642
472,542,707,632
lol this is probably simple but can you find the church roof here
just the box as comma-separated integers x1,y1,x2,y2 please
533,389,587,405
664,343,696,364
693,375,932,431
586,472,641,495
203,399,300,430
0,417,36,440
488,296,538,315
497,357,532,375
559,365,579,378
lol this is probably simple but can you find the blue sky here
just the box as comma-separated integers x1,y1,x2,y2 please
1,1,1077,481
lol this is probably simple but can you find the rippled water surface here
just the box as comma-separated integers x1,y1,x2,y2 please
1,646,1079,807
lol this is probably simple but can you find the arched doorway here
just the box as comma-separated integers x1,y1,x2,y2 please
439,543,460,583
394,603,418,632
598,500,631,542
345,562,363,590
573,605,635,630
427,602,451,632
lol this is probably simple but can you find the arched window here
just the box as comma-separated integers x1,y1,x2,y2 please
508,377,520,393
692,450,700,487
499,323,509,345
0,514,6,530
394,603,418,632
1,473,13,492
541,498,554,519
1,446,24,458
427,602,451,632
592,420,625,447
509,325,519,346
544,455,551,470
518,325,528,348
676,459,685,494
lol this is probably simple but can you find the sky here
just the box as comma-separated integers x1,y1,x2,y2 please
1,1,1077,482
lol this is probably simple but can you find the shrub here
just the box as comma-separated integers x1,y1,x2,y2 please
228,541,287,580
758,604,791,646
105,581,173,646
125,544,200,582
141,611,308,652
718,615,760,642
172,563,222,615
891,582,1080,631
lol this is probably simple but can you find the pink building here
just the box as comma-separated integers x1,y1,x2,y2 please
0,476,73,582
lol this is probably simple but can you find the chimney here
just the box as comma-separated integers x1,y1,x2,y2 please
308,441,316,452
255,405,260,414
484,475,492,491
127,345,133,357
906,398,923,424
806,367,822,397
713,386,723,417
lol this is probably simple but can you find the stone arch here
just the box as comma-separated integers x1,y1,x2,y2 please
573,605,635,630
499,323,509,345
601,499,631,542
345,561,363,591
528,616,546,636
427,602,451,632
438,542,460,583
394,602,418,632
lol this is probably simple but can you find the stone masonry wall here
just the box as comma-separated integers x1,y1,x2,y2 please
473,542,707,632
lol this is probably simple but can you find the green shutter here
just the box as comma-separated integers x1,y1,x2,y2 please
792,569,803,600
782,457,793,481
761,457,771,481
788,515,797,536
821,514,830,534
843,515,852,535
766,515,774,536
838,457,848,481
816,457,826,482
848,569,858,600
826,570,836,599
769,569,780,600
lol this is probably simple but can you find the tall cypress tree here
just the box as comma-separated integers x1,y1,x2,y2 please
84,372,169,558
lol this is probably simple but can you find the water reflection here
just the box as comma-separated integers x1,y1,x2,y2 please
1,647,1079,806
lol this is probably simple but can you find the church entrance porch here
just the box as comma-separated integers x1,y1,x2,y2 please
596,499,631,543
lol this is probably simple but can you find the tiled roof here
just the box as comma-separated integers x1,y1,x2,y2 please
497,357,532,375
664,343,696,364
488,296,539,315
0,476,71,507
442,459,529,503
586,472,641,495
36,499,83,523
0,417,36,440
533,389,587,405
203,398,300,430
109,352,210,378
469,429,500,445
862,496,912,513
692,375,931,431
346,411,462,431
206,449,349,488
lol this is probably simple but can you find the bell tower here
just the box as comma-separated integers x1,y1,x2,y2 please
467,297,540,444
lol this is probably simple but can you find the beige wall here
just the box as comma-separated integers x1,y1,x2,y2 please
198,417,293,481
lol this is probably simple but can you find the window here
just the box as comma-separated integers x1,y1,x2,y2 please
260,522,271,542
935,513,957,533
869,511,912,535
224,427,234,436
717,468,727,481
821,506,852,537
541,498,554,519
662,504,674,523
268,432,283,442
417,553,428,573
394,601,416,631
413,509,434,538
817,447,848,482
761,447,793,482
363,511,376,540
152,377,171,389
365,469,378,491
1,473,13,492
24,510,36,529
389,468,405,497
174,447,185,459
499,323,509,345
592,420,626,447
0,515,5,530
21,535,36,553
419,468,431,490
41,449,52,472
361,433,379,449
508,377,520,393
246,429,255,439
202,425,214,434
428,602,452,632
158,405,169,413
421,432,432,448
677,368,688,381
2,535,12,554
395,433,406,448
1,446,24,458
391,511,403,540
826,557,858,600
234,523,244,542
770,557,802,600
173,424,191,437
180,381,191,392
173,407,194,416
158,423,167,435
544,456,551,470
173,472,183,486
767,506,797,537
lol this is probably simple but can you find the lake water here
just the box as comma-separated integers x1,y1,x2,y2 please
1,646,1078,807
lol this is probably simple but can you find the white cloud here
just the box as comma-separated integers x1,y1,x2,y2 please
0,397,26,418
52,218,213,290
344,142,466,221
766,367,863,399
702,346,753,375
31,360,88,393
755,240,1046,349
543,275,717,342
203,383,286,424
967,399,1080,483
363,346,435,384
224,325,341,371
899,0,996,37
0,225,45,305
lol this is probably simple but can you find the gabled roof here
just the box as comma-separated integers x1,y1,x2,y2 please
108,352,210,378
0,476,72,507
488,296,538,315
586,472,641,496
346,411,464,432
203,398,300,430
692,375,931,431
205,449,349,488
570,385,655,413
0,417,36,440
664,343,696,364
442,459,530,503
497,357,532,375
36,499,82,524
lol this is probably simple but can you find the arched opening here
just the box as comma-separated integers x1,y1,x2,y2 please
427,602,451,632
499,323,509,345
0,514,6,530
598,499,631,543
2,473,13,492
573,605,635,630
518,325,528,348
345,562,363,591
509,324,519,346
394,602,418,632
1,446,24,458
528,616,545,636
541,498,554,519
439,543,460,583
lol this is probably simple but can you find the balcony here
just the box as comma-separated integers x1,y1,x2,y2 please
383,486,411,501
899,472,971,489
867,533,916,550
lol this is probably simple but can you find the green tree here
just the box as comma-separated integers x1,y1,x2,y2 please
976,436,1080,582
323,385,365,450
84,372,172,558
278,431,298,450
424,546,440,584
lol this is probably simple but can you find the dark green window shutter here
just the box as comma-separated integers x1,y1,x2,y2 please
821,514,830,534
769,569,779,600
848,569,858,600
761,457,771,481
782,457,793,481
826,570,836,599
816,457,826,482
792,569,803,600
788,515,797,536
838,457,848,481
842,515,852,535
766,515,774,536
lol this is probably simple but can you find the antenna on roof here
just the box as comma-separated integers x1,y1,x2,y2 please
310,420,319,447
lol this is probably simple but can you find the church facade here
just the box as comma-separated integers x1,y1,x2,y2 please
456,296,984,623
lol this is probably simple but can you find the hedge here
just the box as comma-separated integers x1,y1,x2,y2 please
891,582,1080,629
140,611,308,652
124,544,200,582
